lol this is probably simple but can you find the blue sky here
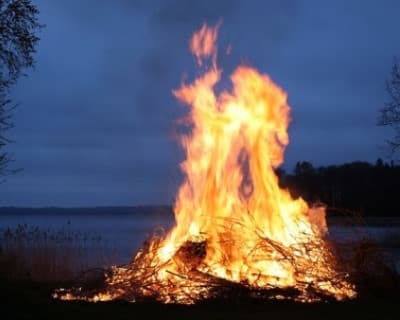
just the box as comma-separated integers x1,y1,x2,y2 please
1,0,399,207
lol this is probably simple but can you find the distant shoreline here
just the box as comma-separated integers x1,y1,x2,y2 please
1,206,400,226
0,205,173,216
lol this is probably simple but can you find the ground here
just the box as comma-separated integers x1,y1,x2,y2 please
1,216,399,319
1,279,399,320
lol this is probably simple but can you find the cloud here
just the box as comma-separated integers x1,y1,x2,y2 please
2,0,400,206
151,0,236,29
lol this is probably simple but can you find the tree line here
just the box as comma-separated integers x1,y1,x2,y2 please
277,159,400,217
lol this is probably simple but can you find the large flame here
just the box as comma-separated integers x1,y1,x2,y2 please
55,23,356,304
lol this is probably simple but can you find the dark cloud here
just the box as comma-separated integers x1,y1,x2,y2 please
132,0,300,149
151,0,236,29
0,0,399,206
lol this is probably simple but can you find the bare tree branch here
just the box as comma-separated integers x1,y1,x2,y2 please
0,0,42,177
378,56,400,155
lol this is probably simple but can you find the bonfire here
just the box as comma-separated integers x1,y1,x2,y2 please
54,23,356,304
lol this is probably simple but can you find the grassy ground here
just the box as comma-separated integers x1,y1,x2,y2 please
0,224,118,282
1,223,399,319
1,278,399,320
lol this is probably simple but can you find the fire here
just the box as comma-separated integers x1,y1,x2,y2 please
54,23,356,304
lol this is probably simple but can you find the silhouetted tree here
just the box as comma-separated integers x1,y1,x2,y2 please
281,159,400,216
375,158,384,168
378,57,400,156
0,0,42,177
294,161,315,176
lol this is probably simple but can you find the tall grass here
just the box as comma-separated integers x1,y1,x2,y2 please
0,224,118,283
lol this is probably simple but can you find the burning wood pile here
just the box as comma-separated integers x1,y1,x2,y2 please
54,23,356,304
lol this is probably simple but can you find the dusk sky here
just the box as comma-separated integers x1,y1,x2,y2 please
1,0,400,207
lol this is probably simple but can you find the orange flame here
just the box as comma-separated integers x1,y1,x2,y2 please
190,22,219,67
55,23,356,304
156,24,354,297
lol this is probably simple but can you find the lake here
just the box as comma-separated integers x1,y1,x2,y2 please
1,208,399,271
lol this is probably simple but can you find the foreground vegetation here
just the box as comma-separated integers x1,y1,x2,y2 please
0,224,118,282
0,277,399,320
0,222,399,319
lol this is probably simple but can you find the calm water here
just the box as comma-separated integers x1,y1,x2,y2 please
1,211,399,269
0,211,174,264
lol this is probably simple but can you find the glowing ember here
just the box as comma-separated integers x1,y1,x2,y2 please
54,23,356,304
